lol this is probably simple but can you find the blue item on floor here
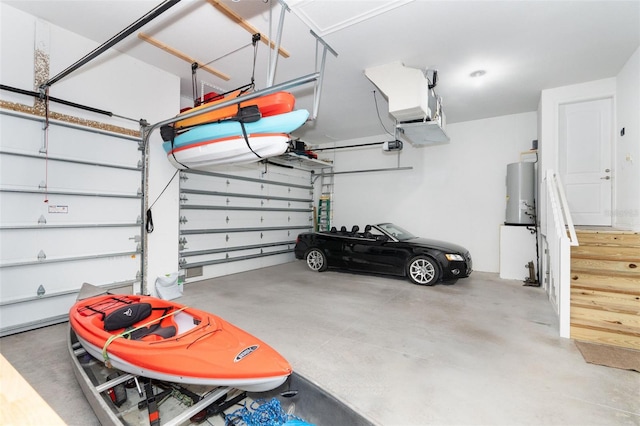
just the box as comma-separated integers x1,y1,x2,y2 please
225,398,314,426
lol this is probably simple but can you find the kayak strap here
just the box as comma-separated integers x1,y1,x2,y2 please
235,105,262,160
101,306,188,368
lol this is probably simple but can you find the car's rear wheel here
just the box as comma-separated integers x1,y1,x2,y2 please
305,248,328,272
407,256,439,285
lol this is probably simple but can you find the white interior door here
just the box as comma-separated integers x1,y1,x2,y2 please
558,98,613,226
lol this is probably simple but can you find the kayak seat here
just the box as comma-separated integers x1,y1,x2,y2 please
132,324,177,341
104,303,152,331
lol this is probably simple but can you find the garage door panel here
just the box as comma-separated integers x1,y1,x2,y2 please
180,209,230,230
46,124,141,165
0,256,140,302
181,233,229,251
0,227,139,262
1,294,78,335
0,156,140,195
0,192,140,225
0,114,45,151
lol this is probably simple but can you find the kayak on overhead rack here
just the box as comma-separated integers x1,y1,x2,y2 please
162,109,310,169
175,90,296,130
167,133,292,169
69,289,292,393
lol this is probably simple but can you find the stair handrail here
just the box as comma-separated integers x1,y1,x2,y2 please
547,170,579,246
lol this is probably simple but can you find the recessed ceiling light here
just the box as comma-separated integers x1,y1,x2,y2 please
469,70,486,78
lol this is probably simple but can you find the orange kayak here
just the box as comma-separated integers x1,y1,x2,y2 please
176,91,296,130
69,293,292,392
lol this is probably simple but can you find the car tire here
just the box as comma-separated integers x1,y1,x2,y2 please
406,256,440,285
305,248,328,272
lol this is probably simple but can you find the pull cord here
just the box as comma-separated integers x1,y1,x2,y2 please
146,169,179,233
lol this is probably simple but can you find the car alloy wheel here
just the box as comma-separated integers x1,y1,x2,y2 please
407,256,439,285
305,248,328,272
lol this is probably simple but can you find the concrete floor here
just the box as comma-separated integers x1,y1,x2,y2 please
1,261,638,425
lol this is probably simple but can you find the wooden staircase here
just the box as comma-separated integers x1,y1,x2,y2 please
570,229,640,350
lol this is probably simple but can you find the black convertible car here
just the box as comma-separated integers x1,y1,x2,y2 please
294,223,472,285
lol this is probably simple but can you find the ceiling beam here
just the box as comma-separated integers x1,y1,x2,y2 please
206,0,290,58
138,32,231,81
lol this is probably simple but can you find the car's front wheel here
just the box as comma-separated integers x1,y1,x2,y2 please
407,256,439,285
305,248,328,272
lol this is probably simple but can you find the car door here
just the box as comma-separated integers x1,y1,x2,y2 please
346,235,408,275
317,234,348,267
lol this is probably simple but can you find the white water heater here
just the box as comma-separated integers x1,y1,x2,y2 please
505,162,535,225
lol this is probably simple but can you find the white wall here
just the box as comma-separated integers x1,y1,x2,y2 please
329,111,537,273
0,4,181,294
615,46,640,230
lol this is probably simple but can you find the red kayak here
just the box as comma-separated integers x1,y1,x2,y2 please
69,293,292,392
175,91,295,130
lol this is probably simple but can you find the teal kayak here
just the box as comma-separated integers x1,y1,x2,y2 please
163,109,309,153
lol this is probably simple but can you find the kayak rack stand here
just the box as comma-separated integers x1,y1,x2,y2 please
70,333,233,426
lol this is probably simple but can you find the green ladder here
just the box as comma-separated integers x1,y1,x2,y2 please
317,196,331,231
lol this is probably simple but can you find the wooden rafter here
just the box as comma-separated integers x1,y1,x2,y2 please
137,32,231,81
206,0,290,58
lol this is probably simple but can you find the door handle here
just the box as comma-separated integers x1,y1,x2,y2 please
600,176,610,180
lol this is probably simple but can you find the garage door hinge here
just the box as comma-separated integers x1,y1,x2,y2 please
179,216,188,224
226,198,230,205
179,237,188,250
137,160,143,169
138,141,144,151
38,215,47,225
136,271,142,280
179,172,189,181
179,258,187,267
37,285,45,297
288,216,291,222
261,184,264,190
226,234,230,242
226,216,230,223
226,180,230,186
225,253,229,259
261,216,264,223
136,215,142,224
261,200,265,206
37,250,46,261
260,233,264,239
180,194,188,203
136,243,141,252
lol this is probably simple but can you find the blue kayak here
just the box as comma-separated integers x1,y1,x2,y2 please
163,109,309,153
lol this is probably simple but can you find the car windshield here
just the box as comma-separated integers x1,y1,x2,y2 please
376,223,416,241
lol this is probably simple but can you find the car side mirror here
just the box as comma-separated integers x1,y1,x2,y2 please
375,235,389,242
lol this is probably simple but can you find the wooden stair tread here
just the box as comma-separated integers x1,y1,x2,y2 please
570,227,640,351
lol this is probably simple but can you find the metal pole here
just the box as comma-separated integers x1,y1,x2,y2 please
310,30,338,120
40,0,181,90
267,2,289,87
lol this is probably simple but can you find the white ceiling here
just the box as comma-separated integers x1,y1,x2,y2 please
5,0,640,145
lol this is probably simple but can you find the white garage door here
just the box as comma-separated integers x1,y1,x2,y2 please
0,111,144,336
178,165,313,281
